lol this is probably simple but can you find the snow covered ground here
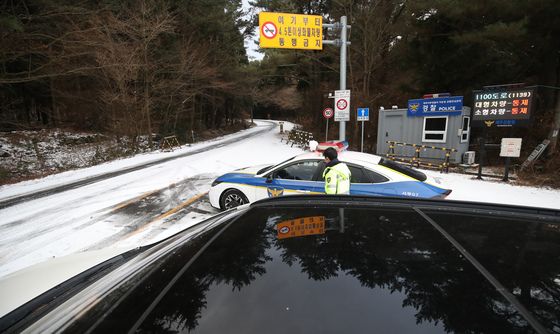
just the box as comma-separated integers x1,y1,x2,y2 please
0,120,559,280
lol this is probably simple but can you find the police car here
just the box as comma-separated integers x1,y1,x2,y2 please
209,150,452,210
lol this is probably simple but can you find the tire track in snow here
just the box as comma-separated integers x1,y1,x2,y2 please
0,175,217,278
83,175,215,250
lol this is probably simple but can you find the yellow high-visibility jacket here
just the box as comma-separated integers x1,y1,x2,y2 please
323,162,351,194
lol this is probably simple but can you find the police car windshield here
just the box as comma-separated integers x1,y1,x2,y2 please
257,156,296,175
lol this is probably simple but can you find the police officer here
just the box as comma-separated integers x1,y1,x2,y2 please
322,147,351,194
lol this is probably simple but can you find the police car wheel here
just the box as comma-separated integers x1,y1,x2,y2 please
220,189,248,210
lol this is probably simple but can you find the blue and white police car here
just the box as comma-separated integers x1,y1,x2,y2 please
209,150,452,210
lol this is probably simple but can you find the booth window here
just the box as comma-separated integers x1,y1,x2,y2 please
422,116,448,143
461,116,470,143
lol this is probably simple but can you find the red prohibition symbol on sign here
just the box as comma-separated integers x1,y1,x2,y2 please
336,99,348,110
323,108,334,119
261,21,278,39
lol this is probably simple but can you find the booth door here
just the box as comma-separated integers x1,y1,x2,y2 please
384,114,404,155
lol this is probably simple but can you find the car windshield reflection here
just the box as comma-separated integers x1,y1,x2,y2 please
62,204,559,333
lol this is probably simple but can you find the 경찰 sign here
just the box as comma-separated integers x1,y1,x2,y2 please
259,12,323,50
407,96,463,117
472,88,533,127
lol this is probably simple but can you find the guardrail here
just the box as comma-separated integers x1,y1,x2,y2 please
386,141,457,173
281,129,314,149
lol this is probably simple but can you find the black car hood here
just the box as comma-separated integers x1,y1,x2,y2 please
4,196,560,334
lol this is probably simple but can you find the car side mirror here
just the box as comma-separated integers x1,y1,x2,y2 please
266,174,273,183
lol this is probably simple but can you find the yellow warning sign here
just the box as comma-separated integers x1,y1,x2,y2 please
259,12,323,50
277,216,326,240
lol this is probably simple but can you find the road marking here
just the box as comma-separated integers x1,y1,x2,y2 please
117,191,209,242
112,189,162,211
152,191,208,222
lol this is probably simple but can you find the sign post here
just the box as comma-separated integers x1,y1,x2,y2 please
471,85,534,179
339,16,348,142
323,17,351,141
323,107,334,141
259,12,350,141
500,138,522,181
357,107,369,152
477,133,487,180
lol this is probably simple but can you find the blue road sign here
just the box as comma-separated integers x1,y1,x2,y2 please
407,96,463,117
357,107,369,121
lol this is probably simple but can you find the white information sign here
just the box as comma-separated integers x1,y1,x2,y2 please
334,89,350,122
500,138,522,157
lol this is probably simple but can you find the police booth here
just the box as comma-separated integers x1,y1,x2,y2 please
376,95,471,164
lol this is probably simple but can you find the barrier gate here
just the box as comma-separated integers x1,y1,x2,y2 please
281,129,314,149
386,141,457,173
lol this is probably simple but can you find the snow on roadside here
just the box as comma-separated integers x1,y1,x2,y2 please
425,169,560,210
0,120,304,278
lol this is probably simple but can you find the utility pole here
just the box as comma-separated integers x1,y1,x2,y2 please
339,16,348,142
323,17,351,141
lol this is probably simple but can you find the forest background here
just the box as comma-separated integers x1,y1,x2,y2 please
1,0,559,185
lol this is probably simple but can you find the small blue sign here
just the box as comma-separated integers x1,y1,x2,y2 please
357,107,369,121
495,119,517,127
407,96,463,117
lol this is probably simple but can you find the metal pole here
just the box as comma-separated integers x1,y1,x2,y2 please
503,157,511,182
339,16,347,142
360,120,364,152
477,128,487,180
326,118,329,141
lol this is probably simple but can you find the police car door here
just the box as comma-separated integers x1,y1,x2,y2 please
259,160,322,199
315,162,393,196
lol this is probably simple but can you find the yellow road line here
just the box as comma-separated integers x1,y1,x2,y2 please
118,191,208,242
112,189,162,211
152,191,209,222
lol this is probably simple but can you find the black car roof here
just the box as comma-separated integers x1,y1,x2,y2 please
4,196,560,334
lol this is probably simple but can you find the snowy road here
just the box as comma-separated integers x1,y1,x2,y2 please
1,119,559,280
0,121,304,278
0,122,274,209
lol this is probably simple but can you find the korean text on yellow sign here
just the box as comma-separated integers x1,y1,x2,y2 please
277,216,326,240
259,12,323,50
